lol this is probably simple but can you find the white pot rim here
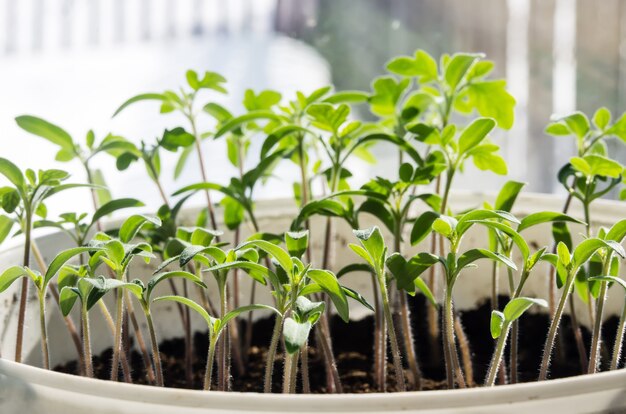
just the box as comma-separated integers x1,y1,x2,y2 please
2,358,626,411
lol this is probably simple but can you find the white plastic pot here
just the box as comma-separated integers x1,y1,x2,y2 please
0,193,625,413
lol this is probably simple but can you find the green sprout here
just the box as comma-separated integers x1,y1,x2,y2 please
0,160,93,363
538,238,625,380
113,70,228,231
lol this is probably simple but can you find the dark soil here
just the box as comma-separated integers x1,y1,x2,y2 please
54,295,620,392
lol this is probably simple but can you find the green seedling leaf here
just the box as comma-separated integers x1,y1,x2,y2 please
119,214,161,243
154,295,213,327
386,252,440,293
341,286,375,311
0,215,14,244
307,269,349,322
518,212,584,232
432,217,454,238
494,181,526,212
573,238,625,268
15,115,75,153
490,310,505,339
214,111,285,138
458,117,496,154
237,240,293,275
456,249,517,273
283,317,312,354
221,304,280,330
445,53,481,91
59,286,80,316
336,263,372,278
469,220,530,262
466,80,516,129
456,209,519,236
557,242,571,266
0,158,25,189
606,219,626,243
112,93,166,117
45,246,100,285
353,226,386,270
593,107,611,130
0,266,27,293
589,275,626,292
411,211,440,245
503,297,547,322
92,198,144,224
203,261,268,285
560,112,590,138
414,277,437,307
147,271,206,301
285,230,309,259
160,128,195,151
323,91,369,104
368,76,410,117
570,155,623,178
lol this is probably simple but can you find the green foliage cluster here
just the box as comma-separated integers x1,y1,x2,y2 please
0,50,625,394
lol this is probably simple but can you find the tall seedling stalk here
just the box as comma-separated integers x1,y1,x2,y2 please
539,239,625,380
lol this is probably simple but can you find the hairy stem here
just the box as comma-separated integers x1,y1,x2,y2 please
379,271,406,391
264,314,284,393
217,281,228,391
189,115,218,232
442,286,455,389
569,296,588,373
32,241,84,374
588,265,610,374
399,291,422,390
539,270,576,381
15,214,31,363
111,287,124,381
283,351,299,394
485,321,511,386
145,310,163,386
301,342,310,393
124,289,155,383
82,302,93,378
454,316,471,387
317,316,343,392
97,299,131,380
38,290,50,370
204,337,217,391
611,300,626,370
183,280,193,386
371,272,385,391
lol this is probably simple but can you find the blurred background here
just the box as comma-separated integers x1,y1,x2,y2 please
1,0,625,216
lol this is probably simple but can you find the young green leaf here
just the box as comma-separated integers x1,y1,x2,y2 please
503,297,547,322
0,158,25,189
0,266,27,293
307,269,349,323
45,246,100,285
458,118,496,154
494,181,526,212
15,115,75,153
153,295,212,327
353,226,386,270
285,231,309,259
410,211,440,245
119,214,162,243
91,198,144,224
283,318,312,355
445,53,481,91
456,249,517,273
112,93,166,117
490,310,505,339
